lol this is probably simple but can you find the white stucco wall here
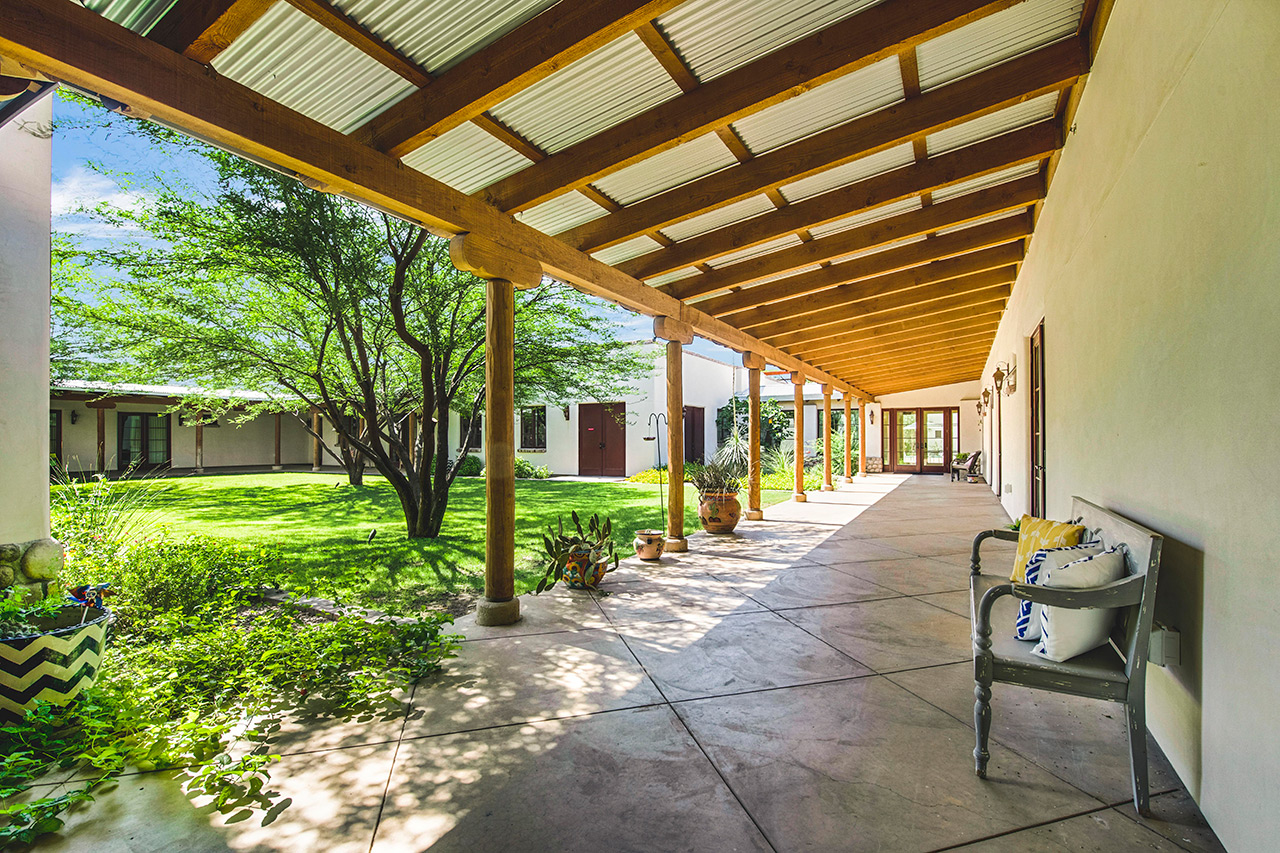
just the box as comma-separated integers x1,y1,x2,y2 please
981,3,1279,848
876,379,984,460
0,99,52,544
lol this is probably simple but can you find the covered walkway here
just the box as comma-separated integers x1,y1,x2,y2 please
25,476,1220,852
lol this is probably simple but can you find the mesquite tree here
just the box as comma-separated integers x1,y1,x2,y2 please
56,116,649,537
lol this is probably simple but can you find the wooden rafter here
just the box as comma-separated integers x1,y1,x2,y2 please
853,357,990,387
819,338,996,373
146,0,273,63
817,323,1001,365
623,120,1058,280
353,0,686,157
726,242,1023,331
750,268,1016,341
557,36,1087,253
283,0,430,87
480,0,1022,213
697,214,1030,316
770,292,1009,349
1,0,870,400
791,309,1006,359
667,175,1043,300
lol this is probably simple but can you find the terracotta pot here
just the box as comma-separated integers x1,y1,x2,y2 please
633,529,665,561
699,491,742,534
563,547,609,589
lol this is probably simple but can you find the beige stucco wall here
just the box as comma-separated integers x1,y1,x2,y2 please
982,2,1279,848
0,99,52,544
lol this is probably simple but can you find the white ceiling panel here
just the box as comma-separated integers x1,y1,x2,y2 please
779,143,916,203
593,133,738,206
807,197,921,239
401,121,534,194
926,96,1059,156
517,192,611,235
660,194,777,242
592,235,666,267
705,233,805,268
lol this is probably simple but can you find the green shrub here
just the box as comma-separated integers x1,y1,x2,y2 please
513,457,552,479
626,461,704,484
457,454,483,476
760,468,823,491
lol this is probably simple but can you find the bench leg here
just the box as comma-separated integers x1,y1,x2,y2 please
1127,694,1150,816
973,680,993,778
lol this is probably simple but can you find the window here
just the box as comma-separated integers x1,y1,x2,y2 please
951,410,960,460
464,414,482,451
520,406,547,450
49,410,62,466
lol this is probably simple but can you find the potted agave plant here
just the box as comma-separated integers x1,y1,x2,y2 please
536,512,621,592
692,463,743,534
0,584,113,721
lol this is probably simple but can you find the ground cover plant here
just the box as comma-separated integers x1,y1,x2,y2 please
1,474,458,847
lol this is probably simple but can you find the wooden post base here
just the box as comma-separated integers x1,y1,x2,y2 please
842,476,854,483
794,493,808,503
664,537,688,552
474,597,521,627
821,485,834,491
746,510,764,521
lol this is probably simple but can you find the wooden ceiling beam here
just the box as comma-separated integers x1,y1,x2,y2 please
668,175,1042,300
815,324,1001,366
770,293,1009,349
851,352,989,382
3,0,871,399
752,268,1016,340
480,0,1022,213
558,35,1087,253
621,119,1057,280
821,340,995,376
696,214,1029,316
721,241,1022,330
790,309,1005,360
353,0,685,156
861,366,987,394
146,0,273,63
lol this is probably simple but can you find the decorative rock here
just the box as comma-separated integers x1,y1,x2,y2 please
20,538,64,581
0,564,13,588
0,544,19,564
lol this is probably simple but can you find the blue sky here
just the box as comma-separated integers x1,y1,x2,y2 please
50,91,740,364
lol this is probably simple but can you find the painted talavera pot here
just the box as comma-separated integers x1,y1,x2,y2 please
0,605,110,721
564,547,609,589
699,492,742,534
633,530,665,561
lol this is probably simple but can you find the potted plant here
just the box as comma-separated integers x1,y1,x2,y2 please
692,463,743,534
536,512,621,592
0,585,112,721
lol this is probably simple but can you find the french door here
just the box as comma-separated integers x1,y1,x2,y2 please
118,412,171,471
884,407,958,474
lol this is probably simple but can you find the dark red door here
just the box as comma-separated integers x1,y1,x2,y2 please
684,406,705,464
578,403,626,476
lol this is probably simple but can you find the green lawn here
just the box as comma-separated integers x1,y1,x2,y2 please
106,473,791,612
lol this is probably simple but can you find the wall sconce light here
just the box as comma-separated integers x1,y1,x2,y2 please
70,410,78,425
868,408,875,425
993,365,1006,394
561,405,570,421
981,388,991,409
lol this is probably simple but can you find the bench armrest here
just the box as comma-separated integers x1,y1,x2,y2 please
969,528,1018,576
1011,574,1145,610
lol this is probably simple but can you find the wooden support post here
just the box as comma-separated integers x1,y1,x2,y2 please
653,316,693,550
451,232,542,627
792,372,807,503
843,393,854,483
194,421,204,473
273,412,282,470
744,352,765,521
859,404,869,477
95,407,105,474
311,407,323,471
821,385,834,491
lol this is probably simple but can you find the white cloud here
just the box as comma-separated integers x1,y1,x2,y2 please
51,164,150,217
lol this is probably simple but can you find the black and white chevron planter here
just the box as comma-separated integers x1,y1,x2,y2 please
0,606,110,721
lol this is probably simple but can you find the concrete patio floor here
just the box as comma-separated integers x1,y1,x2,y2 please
19,475,1224,852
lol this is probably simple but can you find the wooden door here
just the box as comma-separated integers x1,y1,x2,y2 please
892,409,921,473
921,409,950,474
1030,322,1046,517
684,406,705,464
578,403,626,476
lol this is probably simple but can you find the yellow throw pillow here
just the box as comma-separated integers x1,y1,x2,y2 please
1011,515,1086,582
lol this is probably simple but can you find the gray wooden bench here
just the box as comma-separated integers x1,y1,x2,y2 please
968,497,1164,814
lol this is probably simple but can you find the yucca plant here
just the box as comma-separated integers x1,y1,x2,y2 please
690,463,741,500
535,511,620,593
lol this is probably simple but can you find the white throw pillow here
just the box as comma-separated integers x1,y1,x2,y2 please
1014,542,1103,640
1033,546,1128,662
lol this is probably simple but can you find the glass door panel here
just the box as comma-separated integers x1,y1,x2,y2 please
895,410,919,472
119,414,143,469
922,409,948,473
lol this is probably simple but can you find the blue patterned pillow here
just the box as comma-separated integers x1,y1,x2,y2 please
1014,542,1103,640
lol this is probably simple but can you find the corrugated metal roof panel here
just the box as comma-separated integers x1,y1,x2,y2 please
657,0,884,83
489,33,683,155
731,56,904,155
660,194,776,242
926,95,1058,155
829,234,927,264
929,161,1040,203
779,143,915,203
647,268,702,287
934,208,1027,235
706,233,804,268
592,236,665,266
213,3,416,134
517,192,610,235
85,0,174,33
807,197,921,239
333,0,558,73
593,133,738,206
401,121,534,194
916,0,1084,91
